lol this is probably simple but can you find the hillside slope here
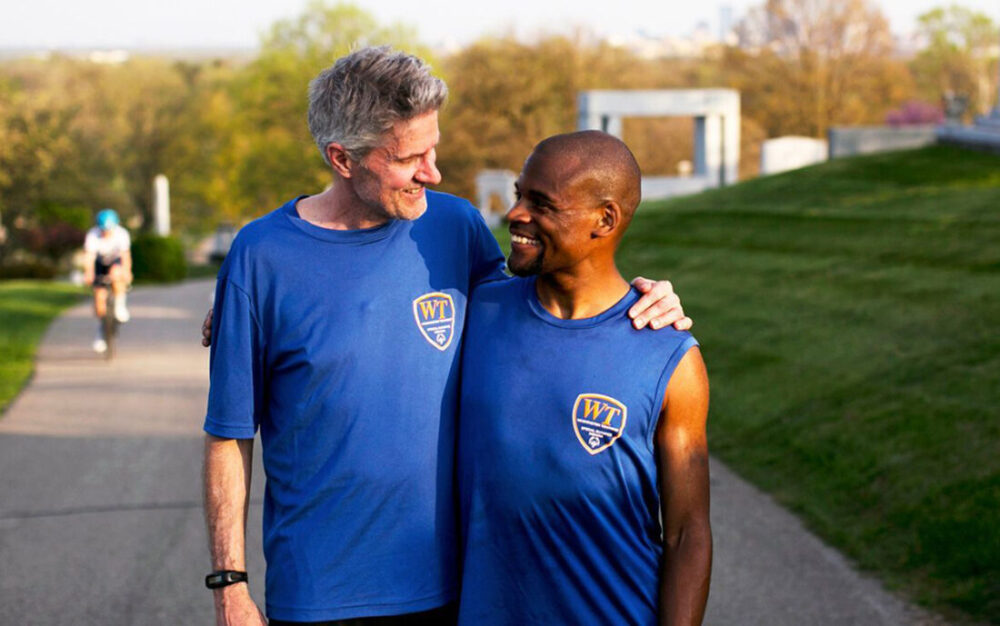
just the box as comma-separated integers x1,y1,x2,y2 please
619,145,999,623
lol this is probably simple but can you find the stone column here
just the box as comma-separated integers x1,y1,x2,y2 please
694,115,723,186
722,105,741,185
600,115,623,138
577,92,602,131
153,174,170,236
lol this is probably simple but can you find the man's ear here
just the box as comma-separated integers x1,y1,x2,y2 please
593,201,622,239
326,143,355,178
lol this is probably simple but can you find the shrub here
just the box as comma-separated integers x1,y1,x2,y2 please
885,100,944,126
0,260,57,279
19,222,86,261
131,235,187,283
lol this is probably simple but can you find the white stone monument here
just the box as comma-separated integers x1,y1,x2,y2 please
475,169,517,227
760,136,828,175
153,174,170,236
577,89,740,200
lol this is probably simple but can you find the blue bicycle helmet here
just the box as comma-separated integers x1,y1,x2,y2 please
96,209,119,231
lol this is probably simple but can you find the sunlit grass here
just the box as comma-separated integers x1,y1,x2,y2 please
614,145,999,623
0,281,83,414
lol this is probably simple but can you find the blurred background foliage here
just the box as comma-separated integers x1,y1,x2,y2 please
0,0,996,260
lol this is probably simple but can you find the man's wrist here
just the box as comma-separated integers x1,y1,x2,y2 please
206,570,248,589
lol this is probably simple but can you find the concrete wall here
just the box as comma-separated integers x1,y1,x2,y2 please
641,176,716,200
760,136,827,175
827,125,937,159
936,120,1000,155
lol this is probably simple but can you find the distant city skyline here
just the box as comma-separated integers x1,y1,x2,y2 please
2,0,998,51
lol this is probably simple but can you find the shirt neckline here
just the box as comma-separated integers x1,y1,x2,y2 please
282,195,402,244
523,276,639,329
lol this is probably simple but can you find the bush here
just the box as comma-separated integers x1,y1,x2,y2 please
18,222,86,261
131,235,187,283
0,260,57,279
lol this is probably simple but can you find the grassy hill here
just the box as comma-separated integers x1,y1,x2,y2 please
617,145,999,623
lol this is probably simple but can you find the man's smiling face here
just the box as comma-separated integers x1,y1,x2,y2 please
352,109,442,222
505,150,602,277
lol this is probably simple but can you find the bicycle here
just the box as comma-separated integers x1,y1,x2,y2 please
95,276,128,360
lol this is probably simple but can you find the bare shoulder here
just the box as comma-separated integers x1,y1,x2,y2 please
667,347,708,402
659,347,709,441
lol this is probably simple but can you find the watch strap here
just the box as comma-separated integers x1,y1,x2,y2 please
205,570,248,589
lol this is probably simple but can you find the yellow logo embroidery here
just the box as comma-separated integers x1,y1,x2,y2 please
572,393,628,455
412,292,455,351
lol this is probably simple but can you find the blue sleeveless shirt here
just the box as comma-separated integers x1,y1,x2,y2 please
457,277,698,625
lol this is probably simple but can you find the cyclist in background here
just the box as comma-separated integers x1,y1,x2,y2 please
83,209,132,353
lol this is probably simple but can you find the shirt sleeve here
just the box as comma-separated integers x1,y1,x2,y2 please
119,228,131,251
468,212,508,289
83,230,98,253
204,277,264,439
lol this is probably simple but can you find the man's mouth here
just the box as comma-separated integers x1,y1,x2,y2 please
510,233,540,246
403,186,424,197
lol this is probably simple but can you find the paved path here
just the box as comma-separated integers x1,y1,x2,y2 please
0,280,947,625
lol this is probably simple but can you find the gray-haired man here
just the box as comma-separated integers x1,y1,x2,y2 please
203,46,689,625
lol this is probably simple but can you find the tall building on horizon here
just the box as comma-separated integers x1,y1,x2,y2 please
719,4,734,41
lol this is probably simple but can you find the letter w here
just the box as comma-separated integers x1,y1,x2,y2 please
583,399,620,426
419,300,442,319
583,399,608,421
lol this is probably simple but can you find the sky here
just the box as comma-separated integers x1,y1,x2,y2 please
1,0,999,50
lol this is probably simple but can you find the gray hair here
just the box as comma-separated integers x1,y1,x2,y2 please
308,46,448,165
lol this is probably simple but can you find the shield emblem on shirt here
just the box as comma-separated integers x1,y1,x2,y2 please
412,292,455,351
572,393,628,455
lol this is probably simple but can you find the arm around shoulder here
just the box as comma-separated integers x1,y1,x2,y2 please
656,347,711,626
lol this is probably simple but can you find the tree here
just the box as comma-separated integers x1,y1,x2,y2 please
214,2,431,220
438,33,716,201
911,6,998,118
731,0,913,138
0,60,95,262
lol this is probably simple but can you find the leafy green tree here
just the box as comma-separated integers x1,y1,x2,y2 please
911,5,998,118
216,1,432,219
730,0,914,138
0,61,92,262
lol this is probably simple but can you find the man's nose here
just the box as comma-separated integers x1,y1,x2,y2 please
416,153,442,186
505,200,528,223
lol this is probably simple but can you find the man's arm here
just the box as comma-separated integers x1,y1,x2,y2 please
82,250,96,286
630,277,693,331
203,435,267,626
656,347,712,625
120,248,133,283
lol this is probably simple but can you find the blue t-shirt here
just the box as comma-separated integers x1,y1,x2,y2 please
457,277,698,625
205,191,505,622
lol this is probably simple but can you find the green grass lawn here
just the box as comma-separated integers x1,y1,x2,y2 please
614,145,999,623
0,281,84,414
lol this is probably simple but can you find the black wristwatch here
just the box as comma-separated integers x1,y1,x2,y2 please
205,570,248,589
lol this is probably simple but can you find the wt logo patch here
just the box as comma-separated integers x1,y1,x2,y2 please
572,393,628,455
412,292,455,351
